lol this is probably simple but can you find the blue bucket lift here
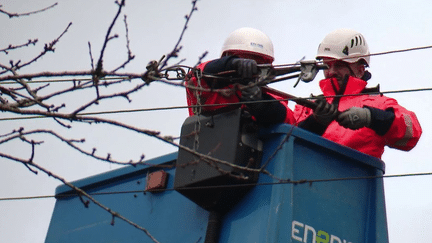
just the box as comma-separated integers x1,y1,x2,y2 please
45,122,388,243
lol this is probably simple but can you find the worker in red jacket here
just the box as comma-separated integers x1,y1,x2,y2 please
186,27,295,125
294,29,422,159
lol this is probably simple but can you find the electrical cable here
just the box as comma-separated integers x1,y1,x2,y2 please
0,86,431,122
2,44,432,84
1,44,432,122
1,171,431,202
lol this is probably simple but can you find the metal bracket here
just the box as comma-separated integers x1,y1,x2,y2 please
300,60,321,82
294,60,327,87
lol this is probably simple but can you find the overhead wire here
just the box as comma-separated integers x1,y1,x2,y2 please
0,86,431,122
1,171,432,202
1,43,432,121
1,44,432,84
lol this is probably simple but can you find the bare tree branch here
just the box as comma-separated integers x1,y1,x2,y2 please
0,2,58,18
0,39,38,54
88,42,95,70
158,0,199,70
1,128,157,166
94,0,126,98
110,15,135,73
0,22,72,76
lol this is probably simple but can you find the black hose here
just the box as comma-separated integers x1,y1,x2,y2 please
204,211,223,243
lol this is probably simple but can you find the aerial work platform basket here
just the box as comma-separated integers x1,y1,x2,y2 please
45,123,388,243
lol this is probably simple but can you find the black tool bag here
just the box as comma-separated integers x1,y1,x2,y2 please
174,108,263,213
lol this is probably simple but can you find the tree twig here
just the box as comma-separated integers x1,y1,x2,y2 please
1,22,73,76
0,2,58,18
159,0,199,70
0,39,38,54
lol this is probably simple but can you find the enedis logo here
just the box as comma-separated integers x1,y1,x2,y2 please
291,220,353,243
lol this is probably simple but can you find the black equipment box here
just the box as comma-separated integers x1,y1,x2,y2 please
174,109,262,212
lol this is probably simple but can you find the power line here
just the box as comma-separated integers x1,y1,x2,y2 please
0,86,431,122
0,104,191,121
1,171,431,202
1,43,432,121
2,44,432,84
370,44,432,58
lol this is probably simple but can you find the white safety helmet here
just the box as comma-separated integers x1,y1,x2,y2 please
317,29,370,66
221,27,274,63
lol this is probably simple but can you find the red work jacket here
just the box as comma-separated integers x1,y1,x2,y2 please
294,77,422,159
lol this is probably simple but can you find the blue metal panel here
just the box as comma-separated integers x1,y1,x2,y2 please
54,152,178,195
45,152,209,243
219,125,388,243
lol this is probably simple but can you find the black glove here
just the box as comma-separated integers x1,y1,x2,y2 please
241,83,262,101
337,107,371,130
231,58,258,79
313,98,338,126
240,84,287,124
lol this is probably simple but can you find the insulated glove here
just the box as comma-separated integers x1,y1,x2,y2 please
312,98,338,126
231,58,258,80
337,107,371,130
241,83,262,101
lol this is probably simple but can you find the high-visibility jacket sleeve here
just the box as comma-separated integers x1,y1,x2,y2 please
370,96,422,151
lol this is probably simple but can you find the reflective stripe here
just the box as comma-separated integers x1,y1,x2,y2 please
394,113,414,147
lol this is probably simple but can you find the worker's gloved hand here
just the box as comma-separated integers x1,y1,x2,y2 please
241,83,262,101
231,58,258,80
337,107,371,130
313,98,338,126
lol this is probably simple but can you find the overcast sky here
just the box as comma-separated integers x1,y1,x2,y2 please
1,0,432,242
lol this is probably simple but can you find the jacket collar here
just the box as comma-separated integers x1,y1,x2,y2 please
319,76,367,96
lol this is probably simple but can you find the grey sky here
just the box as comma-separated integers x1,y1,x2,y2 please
1,0,431,242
